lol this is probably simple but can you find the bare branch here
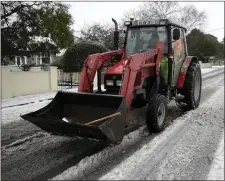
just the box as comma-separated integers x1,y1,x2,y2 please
121,2,206,31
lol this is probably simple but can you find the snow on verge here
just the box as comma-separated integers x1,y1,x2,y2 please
207,132,224,180
1,88,79,108
201,66,224,74
1,86,105,125
1,92,57,108
50,87,224,181
1,100,52,125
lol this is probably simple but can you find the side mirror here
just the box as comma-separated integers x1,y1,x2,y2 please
173,28,180,40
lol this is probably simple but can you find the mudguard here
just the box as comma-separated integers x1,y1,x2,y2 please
176,56,198,88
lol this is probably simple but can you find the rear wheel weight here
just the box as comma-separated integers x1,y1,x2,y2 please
146,94,168,133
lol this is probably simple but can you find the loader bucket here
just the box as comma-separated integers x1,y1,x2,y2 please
21,91,126,143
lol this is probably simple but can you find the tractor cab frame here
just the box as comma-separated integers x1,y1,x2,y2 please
123,19,188,91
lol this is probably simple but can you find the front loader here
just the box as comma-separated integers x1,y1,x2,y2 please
21,18,202,144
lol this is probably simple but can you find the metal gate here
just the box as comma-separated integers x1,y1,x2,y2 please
57,70,81,90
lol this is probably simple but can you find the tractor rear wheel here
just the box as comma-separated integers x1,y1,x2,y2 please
146,94,168,133
179,61,202,111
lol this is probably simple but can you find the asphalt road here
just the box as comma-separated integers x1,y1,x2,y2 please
1,69,224,181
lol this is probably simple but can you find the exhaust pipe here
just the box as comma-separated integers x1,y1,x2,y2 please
112,18,119,50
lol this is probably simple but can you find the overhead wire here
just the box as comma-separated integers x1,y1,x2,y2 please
205,27,224,33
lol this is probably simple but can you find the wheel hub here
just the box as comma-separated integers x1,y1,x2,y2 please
157,103,165,126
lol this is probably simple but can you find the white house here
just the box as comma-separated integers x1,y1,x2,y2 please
14,52,56,66
13,41,58,66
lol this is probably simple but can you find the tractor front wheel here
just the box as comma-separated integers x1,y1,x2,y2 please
146,94,168,133
179,61,202,111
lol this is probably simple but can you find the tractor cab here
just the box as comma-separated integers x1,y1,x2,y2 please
123,18,187,56
104,18,187,93
124,19,169,57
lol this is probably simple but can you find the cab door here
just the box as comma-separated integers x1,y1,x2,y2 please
171,28,186,87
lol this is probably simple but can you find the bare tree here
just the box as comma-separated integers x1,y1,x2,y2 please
122,2,180,21
122,8,141,22
79,21,126,50
122,2,206,32
178,5,206,31
79,22,114,49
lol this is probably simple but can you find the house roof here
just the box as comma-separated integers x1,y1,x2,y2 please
17,41,59,56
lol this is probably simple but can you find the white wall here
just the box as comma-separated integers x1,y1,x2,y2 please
1,66,58,98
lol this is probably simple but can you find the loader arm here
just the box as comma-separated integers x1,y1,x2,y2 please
120,48,162,125
78,49,125,92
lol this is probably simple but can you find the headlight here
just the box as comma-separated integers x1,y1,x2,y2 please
124,21,131,26
106,80,114,86
116,80,122,86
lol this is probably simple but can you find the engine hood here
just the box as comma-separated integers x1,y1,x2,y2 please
104,60,127,75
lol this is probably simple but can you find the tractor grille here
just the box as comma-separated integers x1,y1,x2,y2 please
104,74,122,90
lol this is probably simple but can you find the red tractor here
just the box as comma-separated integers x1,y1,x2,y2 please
21,18,202,144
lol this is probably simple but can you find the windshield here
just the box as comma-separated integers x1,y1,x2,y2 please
125,26,168,57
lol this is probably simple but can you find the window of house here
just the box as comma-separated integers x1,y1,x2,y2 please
42,57,50,64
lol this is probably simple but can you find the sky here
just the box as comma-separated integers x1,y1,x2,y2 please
66,1,224,41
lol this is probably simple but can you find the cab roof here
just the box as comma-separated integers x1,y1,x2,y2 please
124,19,187,32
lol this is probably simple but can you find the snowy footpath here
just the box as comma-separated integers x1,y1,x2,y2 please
207,132,224,180
1,88,77,126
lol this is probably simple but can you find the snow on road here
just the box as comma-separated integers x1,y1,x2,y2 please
201,65,224,74
98,87,224,180
207,132,224,180
51,80,224,180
